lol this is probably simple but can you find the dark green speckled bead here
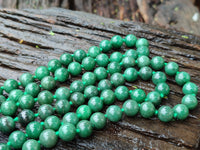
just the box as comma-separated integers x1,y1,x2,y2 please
35,66,50,80
55,99,71,115
137,56,150,68
22,139,41,150
130,89,146,103
39,129,58,148
121,56,135,68
158,106,174,122
38,104,54,120
181,94,198,110
123,100,139,117
150,56,165,71
41,76,56,91
139,66,152,81
18,109,35,125
76,105,92,120
0,116,15,134
136,38,149,48
115,86,129,101
38,90,54,105
26,121,43,139
76,120,93,138
90,112,106,130
0,143,10,150
107,62,121,74
25,82,40,98
19,73,34,87
136,46,149,56
124,67,138,82
173,104,189,120
4,79,18,93
165,62,179,76
111,35,123,49
70,92,85,106
44,115,61,131
140,102,155,118
146,91,161,106
19,94,35,109
82,57,96,71
110,73,125,87
124,34,137,47
55,87,70,100
182,82,198,95
175,72,190,86
98,79,112,91
1,100,17,116
96,54,110,67
8,89,23,102
58,123,76,141
54,67,69,82
60,53,73,66
8,131,27,149
70,80,85,93
88,97,103,112
82,72,96,86
155,82,170,96
106,105,122,122
94,67,108,81
48,59,62,73
125,49,138,59
152,71,167,85
110,52,123,62
0,87,3,95
63,112,79,125
88,46,101,58
100,89,115,105
73,49,86,63
84,85,98,99
68,62,82,76
0,95,6,105
99,40,112,52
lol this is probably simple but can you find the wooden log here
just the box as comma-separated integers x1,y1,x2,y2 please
0,8,200,150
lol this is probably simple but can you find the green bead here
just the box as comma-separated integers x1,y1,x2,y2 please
44,116,61,131
115,86,129,101
90,112,106,129
107,62,121,74
121,56,135,68
3,79,18,93
38,104,54,120
155,82,170,96
111,35,123,48
55,100,71,115
106,105,122,122
98,79,112,91
82,57,96,71
48,59,62,73
18,109,35,125
152,71,167,85
94,67,108,81
77,120,92,138
96,54,110,67
8,89,23,102
41,76,56,90
35,66,50,80
165,62,179,76
124,68,138,82
22,139,41,150
25,82,40,97
140,102,155,118
55,87,70,100
68,62,82,76
63,112,79,125
124,34,137,47
39,129,58,148
88,97,103,112
70,80,85,93
137,56,150,68
100,89,115,105
99,40,112,52
0,116,15,134
150,56,165,70
55,67,69,82
136,38,149,48
0,95,6,106
0,144,10,150
19,73,34,87
58,123,76,141
26,121,43,139
88,46,101,58
182,82,198,95
136,46,149,56
82,72,96,86
60,53,73,66
123,100,139,116
175,72,190,86
19,94,35,109
70,92,85,106
1,101,17,116
77,105,92,120
110,52,123,62
146,91,161,106
110,73,125,87
8,131,26,149
0,87,3,95
125,49,138,59
84,85,98,99
173,104,189,120
73,49,86,63
38,90,53,105
130,89,146,103
181,94,198,110
139,66,152,81
158,106,174,122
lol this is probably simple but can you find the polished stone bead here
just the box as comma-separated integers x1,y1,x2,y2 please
3,79,18,93
107,62,121,74
63,112,79,125
70,80,85,93
110,73,125,87
175,72,190,86
139,66,152,81
182,82,198,95
96,53,110,67
38,90,54,105
158,106,174,122
19,94,35,109
99,40,112,52
41,76,56,91
0,143,10,150
123,100,139,117
90,112,106,129
106,105,122,122
94,67,108,81
130,89,146,103
68,62,82,76
22,139,41,150
55,99,70,115
0,87,3,95
77,120,93,138
173,104,189,120
124,67,138,82
48,59,62,73
8,89,23,102
39,129,58,148
1,101,17,116
26,121,43,139
140,102,155,118
25,82,40,97
73,49,86,63
0,95,6,105
76,105,92,120
88,97,103,112
58,123,76,141
125,49,138,59
152,71,167,85
0,116,15,134
121,56,136,68
82,72,96,86
181,94,198,110
110,52,123,62
60,53,73,66
111,35,123,48
150,56,165,71
44,116,61,131
88,46,101,58
38,104,54,120
124,34,137,47
146,91,161,106
137,56,150,68
155,82,170,96
18,109,35,125
70,92,85,106
136,38,149,48
35,66,50,80
82,57,96,71
20,73,34,87
54,67,69,82
100,89,115,105
136,46,149,56
98,79,112,91
8,131,27,149
115,86,129,101
55,87,70,100
84,85,98,99
165,62,179,76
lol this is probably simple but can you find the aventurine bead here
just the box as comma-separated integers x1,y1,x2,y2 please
165,62,179,76
19,73,34,87
26,121,43,139
107,62,121,74
8,89,23,102
63,112,79,125
175,72,190,86
58,123,76,141
68,62,82,76
4,79,18,93
111,35,123,48
158,106,174,122
155,82,170,96
121,56,136,68
137,55,150,68
19,94,35,109
96,54,110,67
123,100,139,116
94,67,108,81
140,102,155,118
82,72,96,86
41,76,56,90
90,112,106,129
124,68,138,82
1,100,17,116
136,46,149,56
98,79,112,91
25,82,40,97
35,66,50,80
8,131,27,149
76,120,93,138
181,94,198,110
44,116,61,131
18,109,35,125
70,92,85,106
173,104,189,120
125,49,138,59
76,105,92,120
115,86,129,101
82,57,96,71
0,116,15,134
99,40,112,52
150,56,165,70
55,87,70,100
39,129,58,148
88,46,101,58
54,67,69,82
100,89,115,105
22,139,41,150
55,100,70,115
182,82,198,95
38,104,54,120
130,89,146,103
70,80,85,93
146,91,161,106
73,49,86,63
0,144,10,150
38,90,53,105
106,105,122,122
136,38,149,48
0,95,6,105
60,53,73,66
124,34,137,47
110,52,123,62
152,71,167,85
48,59,62,73
88,97,103,112
110,73,125,87
84,85,98,99
139,66,153,81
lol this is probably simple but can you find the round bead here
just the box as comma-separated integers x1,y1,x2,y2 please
58,123,76,141
41,76,56,90
25,82,40,97
38,90,53,105
146,91,161,106
150,56,165,70
26,121,43,139
137,56,150,68
39,129,58,148
136,46,149,56
124,34,137,47
63,112,79,125
181,94,198,110
0,116,15,134
70,80,85,93
84,85,98,99
44,116,61,131
155,82,170,96
124,67,138,82
82,72,96,86
4,79,18,93
125,49,138,59
55,100,71,115
182,82,198,95
0,95,6,105
68,62,82,76
73,49,86,63
0,144,10,150
8,89,23,102
139,66,152,81
76,120,93,138
173,104,189,120
121,56,135,68
110,73,125,87
111,35,123,49
82,57,96,71
90,112,106,129
94,67,108,81
175,72,190,86
100,89,115,105
107,62,121,74
130,89,146,103
140,102,155,118
18,109,35,125
55,87,70,100
110,52,123,62
165,62,179,76
54,67,69,82
158,106,174,122
22,139,41,150
88,46,101,58
76,105,92,120
35,66,50,80
136,38,149,48
70,92,85,106
8,131,26,149
96,54,110,67
106,105,122,122
19,73,34,87
38,104,54,120
88,97,103,112
1,101,17,116
152,71,167,85
98,79,112,91
123,100,139,117
47,59,62,73
60,53,73,66
19,94,35,109
115,86,129,101
99,40,112,52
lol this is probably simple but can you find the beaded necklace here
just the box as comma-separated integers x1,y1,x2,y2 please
0,34,198,150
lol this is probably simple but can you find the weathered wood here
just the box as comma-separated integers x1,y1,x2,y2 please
0,8,200,149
